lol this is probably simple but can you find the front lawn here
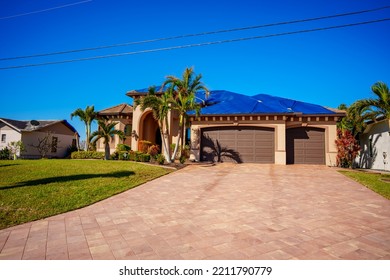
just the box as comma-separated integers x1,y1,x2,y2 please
339,170,390,200
0,159,172,229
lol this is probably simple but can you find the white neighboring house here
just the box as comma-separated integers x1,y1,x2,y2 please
0,118,79,159
357,118,390,171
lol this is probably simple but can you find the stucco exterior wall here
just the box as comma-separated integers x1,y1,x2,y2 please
357,119,390,171
21,131,76,159
0,123,22,153
96,119,132,155
130,105,144,152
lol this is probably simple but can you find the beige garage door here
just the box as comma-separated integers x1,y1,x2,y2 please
201,126,274,163
286,127,325,164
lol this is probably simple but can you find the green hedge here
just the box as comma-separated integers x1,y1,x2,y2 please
71,151,105,159
71,151,154,162
115,151,150,162
127,151,150,162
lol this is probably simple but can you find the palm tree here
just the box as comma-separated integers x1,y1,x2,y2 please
169,91,201,160
162,67,208,159
70,105,97,150
134,86,173,163
90,120,124,160
338,102,375,137
358,81,390,119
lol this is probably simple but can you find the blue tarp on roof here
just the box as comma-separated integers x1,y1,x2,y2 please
191,90,335,115
131,87,335,115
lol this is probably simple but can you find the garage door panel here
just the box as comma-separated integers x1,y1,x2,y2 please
237,148,254,154
237,134,253,140
219,134,236,139
201,126,274,163
286,127,325,165
237,141,255,147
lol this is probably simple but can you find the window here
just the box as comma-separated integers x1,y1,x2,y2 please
124,124,132,136
1,134,5,143
368,136,373,158
51,137,58,153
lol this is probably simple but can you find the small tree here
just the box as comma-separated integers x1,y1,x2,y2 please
335,129,360,168
7,140,25,160
30,132,59,158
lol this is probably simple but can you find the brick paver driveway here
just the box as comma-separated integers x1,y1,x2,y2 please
1,164,389,260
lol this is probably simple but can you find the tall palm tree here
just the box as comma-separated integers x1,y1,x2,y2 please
90,120,124,160
162,67,208,159
169,91,201,160
70,105,97,150
134,86,173,163
358,81,390,119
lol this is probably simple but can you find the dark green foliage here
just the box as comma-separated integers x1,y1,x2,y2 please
0,147,10,159
123,151,150,162
179,155,186,164
71,151,105,159
156,153,165,165
118,151,130,160
116,144,131,152
65,145,79,158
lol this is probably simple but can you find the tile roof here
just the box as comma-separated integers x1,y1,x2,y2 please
0,118,78,133
98,103,133,115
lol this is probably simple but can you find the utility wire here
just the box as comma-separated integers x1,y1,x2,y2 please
0,18,388,71
0,5,388,61
0,0,92,20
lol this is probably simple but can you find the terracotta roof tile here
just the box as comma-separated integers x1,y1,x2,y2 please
98,103,133,115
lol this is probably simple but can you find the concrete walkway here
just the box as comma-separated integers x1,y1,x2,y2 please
0,164,389,260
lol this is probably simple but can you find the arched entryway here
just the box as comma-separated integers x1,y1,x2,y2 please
138,111,162,149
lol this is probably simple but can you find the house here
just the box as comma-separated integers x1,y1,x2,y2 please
357,118,390,171
0,118,78,159
126,89,345,165
96,103,133,153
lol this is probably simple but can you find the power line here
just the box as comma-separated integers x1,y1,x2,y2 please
0,0,92,20
0,5,389,61
0,18,388,71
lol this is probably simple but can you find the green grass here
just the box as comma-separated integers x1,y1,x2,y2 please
0,159,172,229
339,170,390,200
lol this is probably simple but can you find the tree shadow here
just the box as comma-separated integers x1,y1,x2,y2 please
358,134,379,169
0,170,135,190
0,163,20,168
201,134,242,163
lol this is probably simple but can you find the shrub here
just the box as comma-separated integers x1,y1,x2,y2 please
118,151,130,160
139,140,152,153
156,153,165,165
139,153,150,162
183,144,190,158
71,151,105,159
125,151,150,162
116,144,131,152
65,145,79,158
0,147,11,160
148,145,160,158
179,155,186,164
335,129,360,168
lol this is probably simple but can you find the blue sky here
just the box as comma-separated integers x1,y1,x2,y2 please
0,0,389,140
